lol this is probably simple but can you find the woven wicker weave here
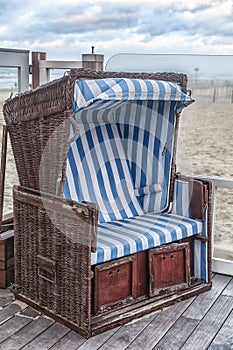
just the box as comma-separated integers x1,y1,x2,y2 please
13,186,94,336
3,68,187,194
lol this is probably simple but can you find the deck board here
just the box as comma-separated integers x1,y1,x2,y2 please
180,295,233,350
97,312,156,350
151,316,199,350
222,278,233,297
0,274,231,350
208,309,233,349
78,327,120,350
21,323,70,350
182,274,232,320
0,316,54,350
123,298,195,350
44,330,85,350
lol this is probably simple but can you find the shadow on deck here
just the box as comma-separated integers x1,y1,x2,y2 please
0,273,232,350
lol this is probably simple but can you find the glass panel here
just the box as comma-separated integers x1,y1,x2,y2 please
214,188,233,261
50,68,67,81
0,68,19,214
0,67,18,98
176,59,233,263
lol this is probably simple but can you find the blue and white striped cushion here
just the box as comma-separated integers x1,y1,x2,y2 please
172,179,191,217
116,100,176,213
64,123,143,223
73,78,193,112
65,78,194,221
66,99,177,216
172,179,209,282
91,212,203,265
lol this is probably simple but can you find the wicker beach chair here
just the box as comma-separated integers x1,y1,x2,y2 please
3,69,213,338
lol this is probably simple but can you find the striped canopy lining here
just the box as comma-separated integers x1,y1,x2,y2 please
64,78,201,268
65,99,177,221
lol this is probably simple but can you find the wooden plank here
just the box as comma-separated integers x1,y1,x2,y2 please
0,315,32,343
97,312,156,350
0,316,54,350
49,330,85,350
0,288,14,307
125,297,195,350
19,306,41,318
77,327,120,350
208,308,233,349
222,277,233,297
0,301,27,323
181,295,233,350
183,274,231,320
152,316,199,350
21,323,70,350
0,275,231,349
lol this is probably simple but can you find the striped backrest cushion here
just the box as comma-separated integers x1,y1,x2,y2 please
116,100,177,213
64,77,194,221
64,122,144,223
171,179,191,217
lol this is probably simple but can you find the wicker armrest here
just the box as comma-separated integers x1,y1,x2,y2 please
13,185,97,253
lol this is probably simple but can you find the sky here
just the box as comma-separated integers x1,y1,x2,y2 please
0,0,233,65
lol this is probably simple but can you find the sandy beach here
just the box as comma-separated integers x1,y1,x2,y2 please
0,85,232,261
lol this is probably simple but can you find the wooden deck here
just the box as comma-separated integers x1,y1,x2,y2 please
0,273,232,350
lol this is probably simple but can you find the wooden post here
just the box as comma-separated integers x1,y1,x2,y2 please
32,51,46,89
212,88,216,103
82,47,104,71
0,126,8,232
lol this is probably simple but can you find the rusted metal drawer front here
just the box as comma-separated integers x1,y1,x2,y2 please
149,243,191,297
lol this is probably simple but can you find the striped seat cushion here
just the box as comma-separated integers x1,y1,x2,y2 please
91,212,203,265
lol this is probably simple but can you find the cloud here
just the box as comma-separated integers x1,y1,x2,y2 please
137,1,233,38
0,0,232,62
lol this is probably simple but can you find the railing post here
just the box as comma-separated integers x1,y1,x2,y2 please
82,47,104,71
32,51,46,89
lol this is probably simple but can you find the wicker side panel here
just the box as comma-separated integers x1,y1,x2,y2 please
8,113,71,194
3,74,73,124
13,186,92,332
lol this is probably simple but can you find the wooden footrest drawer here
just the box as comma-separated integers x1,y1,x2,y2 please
93,251,148,314
149,242,191,296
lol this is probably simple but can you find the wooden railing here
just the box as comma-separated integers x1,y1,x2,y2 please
31,50,104,88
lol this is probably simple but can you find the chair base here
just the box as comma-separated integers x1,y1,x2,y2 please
12,185,212,339
14,281,211,338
